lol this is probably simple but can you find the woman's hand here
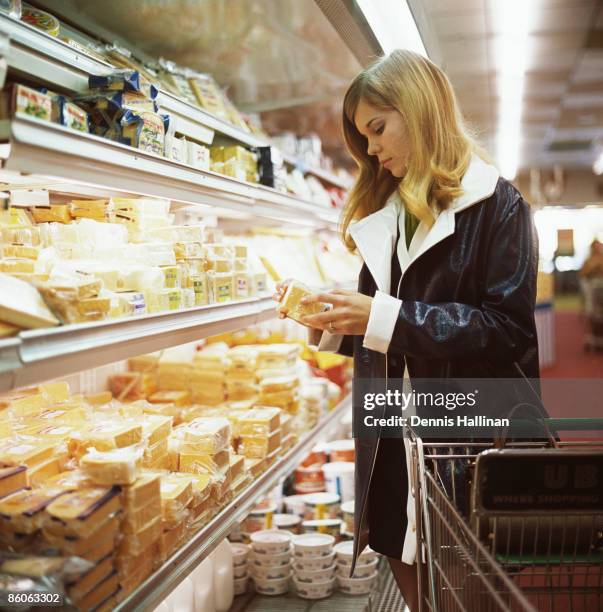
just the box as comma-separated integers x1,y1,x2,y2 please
300,289,373,335
272,278,292,319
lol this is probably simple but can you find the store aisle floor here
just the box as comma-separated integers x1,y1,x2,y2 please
541,309,603,378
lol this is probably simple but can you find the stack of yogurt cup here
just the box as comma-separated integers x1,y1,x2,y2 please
292,533,337,599
334,541,380,595
248,530,292,595
230,543,251,596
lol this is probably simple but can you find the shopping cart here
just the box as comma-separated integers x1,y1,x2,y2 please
582,278,603,351
408,419,603,612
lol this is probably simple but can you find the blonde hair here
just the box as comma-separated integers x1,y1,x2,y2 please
342,49,480,251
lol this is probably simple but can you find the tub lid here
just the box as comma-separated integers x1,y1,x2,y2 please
303,492,340,506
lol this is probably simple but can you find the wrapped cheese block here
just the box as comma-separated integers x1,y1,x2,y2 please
118,516,162,556
0,440,55,468
259,375,299,394
160,520,186,561
43,514,120,559
45,486,122,538
27,456,61,486
68,422,142,458
127,353,160,373
67,555,114,603
229,454,245,483
75,572,119,611
180,417,230,454
122,472,161,510
148,390,190,407
239,429,282,459
255,344,299,370
179,448,230,478
237,407,281,437
0,273,59,329
278,280,329,324
0,465,27,499
0,487,68,533
80,446,144,486
108,372,157,401
142,438,168,467
244,457,265,479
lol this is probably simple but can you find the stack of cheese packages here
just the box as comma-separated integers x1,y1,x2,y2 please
170,417,233,510
235,407,282,470
210,146,259,184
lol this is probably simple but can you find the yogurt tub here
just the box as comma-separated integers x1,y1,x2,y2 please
250,529,291,554
292,533,335,558
248,548,291,568
341,500,354,533
293,564,336,584
234,575,249,596
283,494,307,517
303,492,340,520
233,564,248,579
294,576,336,600
337,573,378,595
230,542,250,566
302,519,342,540
253,574,291,596
294,550,336,571
327,439,355,462
273,513,302,534
242,503,277,533
334,541,378,565
336,557,379,579
249,562,291,581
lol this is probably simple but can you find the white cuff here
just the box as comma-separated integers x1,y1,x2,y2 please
362,290,402,354
317,330,344,353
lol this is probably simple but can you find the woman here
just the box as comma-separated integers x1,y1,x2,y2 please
274,49,539,611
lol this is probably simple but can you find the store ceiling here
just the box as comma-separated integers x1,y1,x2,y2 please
55,0,603,177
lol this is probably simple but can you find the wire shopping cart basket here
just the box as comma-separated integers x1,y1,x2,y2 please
408,419,603,612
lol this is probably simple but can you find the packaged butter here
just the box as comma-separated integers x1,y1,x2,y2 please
237,407,281,437
234,272,251,299
148,390,190,407
181,417,231,454
0,487,67,533
160,265,180,289
121,472,160,506
207,258,232,273
144,287,181,313
140,415,172,447
188,141,210,170
115,291,147,317
0,440,55,467
43,514,120,558
0,465,27,499
239,429,281,460
51,96,89,132
0,84,52,121
253,272,268,294
179,449,230,476
188,74,227,117
67,554,114,603
121,110,165,156
208,272,234,303
108,372,157,401
190,273,209,306
174,241,204,261
45,486,122,538
80,446,144,486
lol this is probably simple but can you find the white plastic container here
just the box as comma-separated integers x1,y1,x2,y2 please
293,564,336,584
167,577,194,612
341,500,354,534
249,562,291,581
233,564,248,579
190,556,215,612
337,573,378,595
326,439,355,462
292,533,335,557
336,557,379,579
233,575,248,596
303,492,340,520
211,539,234,612
153,602,172,612
248,548,291,568
273,513,302,534
229,542,250,567
253,573,291,595
321,462,355,503
283,494,306,517
334,540,378,566
250,529,291,554
293,551,336,571
294,576,336,600
301,518,342,539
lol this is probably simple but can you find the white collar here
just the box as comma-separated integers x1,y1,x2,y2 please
349,154,499,292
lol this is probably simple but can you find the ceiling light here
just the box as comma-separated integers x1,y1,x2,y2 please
356,0,427,57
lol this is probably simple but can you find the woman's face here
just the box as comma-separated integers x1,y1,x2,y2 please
354,98,409,178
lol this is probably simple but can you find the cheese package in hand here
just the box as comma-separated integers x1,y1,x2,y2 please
279,280,329,323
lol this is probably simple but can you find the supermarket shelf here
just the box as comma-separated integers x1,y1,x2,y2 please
116,393,352,611
0,14,350,191
281,152,353,190
0,296,277,392
0,115,339,229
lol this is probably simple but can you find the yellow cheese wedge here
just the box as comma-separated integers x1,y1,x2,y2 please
240,429,281,459
45,486,121,538
160,521,186,561
27,456,61,486
181,417,230,454
0,486,68,533
160,473,194,518
0,465,27,499
118,516,162,556
43,514,119,558
122,496,162,534
127,354,160,373
237,407,281,437
80,447,143,486
67,555,114,603
148,390,190,407
179,449,230,476
0,440,55,467
140,415,172,446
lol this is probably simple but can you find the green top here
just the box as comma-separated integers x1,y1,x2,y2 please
404,207,420,249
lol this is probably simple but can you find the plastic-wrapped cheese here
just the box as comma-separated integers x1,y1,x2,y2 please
0,273,59,328
237,407,281,437
239,429,282,459
0,487,67,533
179,449,230,476
181,417,231,454
80,446,144,486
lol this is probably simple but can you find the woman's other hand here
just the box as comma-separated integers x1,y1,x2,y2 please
300,289,373,335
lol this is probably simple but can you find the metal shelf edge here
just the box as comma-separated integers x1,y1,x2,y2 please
115,394,352,611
